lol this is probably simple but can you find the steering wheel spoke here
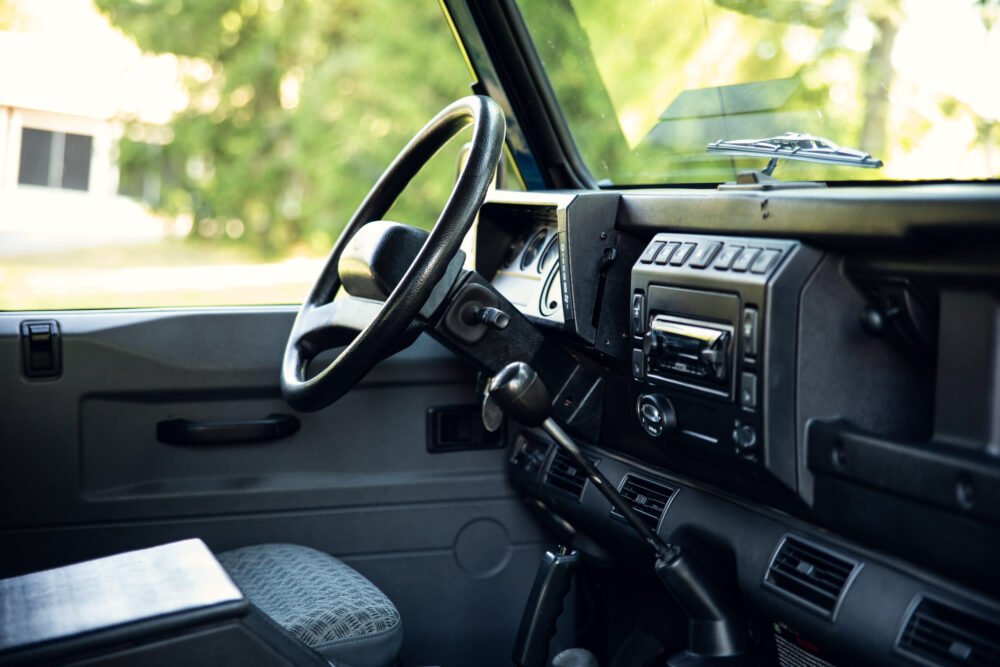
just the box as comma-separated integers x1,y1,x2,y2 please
292,297,370,357
281,95,505,411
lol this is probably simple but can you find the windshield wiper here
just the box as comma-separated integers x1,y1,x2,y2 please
707,132,883,176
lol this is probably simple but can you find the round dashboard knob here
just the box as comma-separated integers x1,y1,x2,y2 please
733,423,758,452
636,394,677,438
642,330,660,357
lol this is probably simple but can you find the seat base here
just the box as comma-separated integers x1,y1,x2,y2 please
217,544,402,667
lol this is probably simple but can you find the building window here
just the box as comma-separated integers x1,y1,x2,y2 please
18,128,92,191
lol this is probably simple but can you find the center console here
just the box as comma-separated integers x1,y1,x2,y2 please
629,233,821,491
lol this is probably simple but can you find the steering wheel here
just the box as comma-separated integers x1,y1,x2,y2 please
281,95,505,412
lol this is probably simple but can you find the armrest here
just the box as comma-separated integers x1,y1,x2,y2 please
0,539,247,661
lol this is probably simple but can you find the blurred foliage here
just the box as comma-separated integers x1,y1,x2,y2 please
95,0,1000,239
96,0,473,255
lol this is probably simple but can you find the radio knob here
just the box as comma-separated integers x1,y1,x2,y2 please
636,394,677,438
732,423,758,452
642,330,661,357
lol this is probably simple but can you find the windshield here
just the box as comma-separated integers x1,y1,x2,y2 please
516,0,1000,185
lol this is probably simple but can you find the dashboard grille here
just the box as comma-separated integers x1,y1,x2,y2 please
543,450,591,500
611,474,675,530
897,596,1000,667
764,535,859,619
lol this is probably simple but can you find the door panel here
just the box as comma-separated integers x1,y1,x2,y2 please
0,307,547,666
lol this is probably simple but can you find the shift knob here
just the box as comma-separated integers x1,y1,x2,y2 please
487,362,551,427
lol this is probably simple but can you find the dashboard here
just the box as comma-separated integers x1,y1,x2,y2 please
473,188,1000,667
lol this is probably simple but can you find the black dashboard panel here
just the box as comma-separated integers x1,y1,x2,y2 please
478,186,1000,667
508,432,1000,667
628,233,821,492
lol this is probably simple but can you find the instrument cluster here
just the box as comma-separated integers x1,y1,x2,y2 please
490,224,565,324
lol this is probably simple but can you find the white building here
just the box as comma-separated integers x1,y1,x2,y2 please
0,0,184,256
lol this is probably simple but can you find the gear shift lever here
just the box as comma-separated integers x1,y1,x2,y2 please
488,362,677,559
489,362,751,666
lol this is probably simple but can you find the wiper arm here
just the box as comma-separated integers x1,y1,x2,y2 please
707,132,883,176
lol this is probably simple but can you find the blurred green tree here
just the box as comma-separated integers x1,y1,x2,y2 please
97,0,473,255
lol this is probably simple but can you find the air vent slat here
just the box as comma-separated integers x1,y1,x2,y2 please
897,597,1000,667
610,474,675,531
782,546,855,575
543,450,592,500
772,553,848,585
764,536,859,619
772,556,848,593
769,571,840,603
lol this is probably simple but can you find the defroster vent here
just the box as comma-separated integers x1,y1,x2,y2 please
763,535,860,620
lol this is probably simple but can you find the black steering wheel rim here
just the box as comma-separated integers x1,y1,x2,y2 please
281,95,505,412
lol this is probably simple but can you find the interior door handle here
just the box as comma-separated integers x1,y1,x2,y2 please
157,414,300,445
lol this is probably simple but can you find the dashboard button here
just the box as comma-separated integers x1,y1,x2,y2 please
751,248,782,274
740,372,758,410
631,349,645,379
654,241,680,265
714,245,743,269
639,241,664,264
669,242,697,266
631,292,645,336
742,307,759,357
731,247,761,272
688,242,721,268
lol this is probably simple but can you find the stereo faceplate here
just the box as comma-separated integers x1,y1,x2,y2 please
629,233,818,486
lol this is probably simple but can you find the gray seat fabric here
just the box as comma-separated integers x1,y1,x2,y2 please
217,544,402,667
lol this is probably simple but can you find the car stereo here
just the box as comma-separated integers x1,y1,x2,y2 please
643,314,732,390
628,233,820,487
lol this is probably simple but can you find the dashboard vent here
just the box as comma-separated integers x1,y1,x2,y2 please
611,474,675,530
764,535,860,619
897,596,1000,667
543,450,592,500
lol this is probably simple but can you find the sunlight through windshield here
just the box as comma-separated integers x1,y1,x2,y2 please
518,0,1000,184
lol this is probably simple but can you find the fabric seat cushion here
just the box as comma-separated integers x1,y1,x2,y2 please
217,543,402,667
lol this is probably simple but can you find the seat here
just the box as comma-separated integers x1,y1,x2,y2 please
217,543,402,667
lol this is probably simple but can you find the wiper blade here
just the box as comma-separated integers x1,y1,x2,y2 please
707,132,883,175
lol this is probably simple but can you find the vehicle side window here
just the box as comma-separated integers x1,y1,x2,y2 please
0,0,473,310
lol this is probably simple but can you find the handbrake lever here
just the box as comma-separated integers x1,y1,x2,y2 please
513,546,580,667
488,362,751,666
